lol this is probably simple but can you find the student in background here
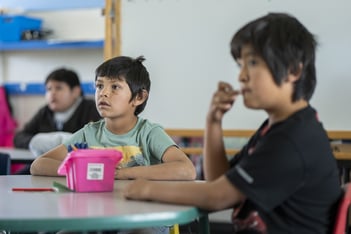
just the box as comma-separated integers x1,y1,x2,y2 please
13,68,100,173
123,13,342,233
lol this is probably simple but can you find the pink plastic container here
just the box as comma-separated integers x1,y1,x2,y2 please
57,149,123,192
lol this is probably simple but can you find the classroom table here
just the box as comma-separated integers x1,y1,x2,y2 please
0,147,36,163
0,175,209,233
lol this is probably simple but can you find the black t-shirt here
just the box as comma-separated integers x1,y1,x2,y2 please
226,106,342,234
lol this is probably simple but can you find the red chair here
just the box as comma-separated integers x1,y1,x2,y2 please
333,183,351,234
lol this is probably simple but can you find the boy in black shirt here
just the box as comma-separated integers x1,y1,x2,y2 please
123,13,342,233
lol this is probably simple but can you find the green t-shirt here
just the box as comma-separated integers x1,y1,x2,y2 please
63,118,176,168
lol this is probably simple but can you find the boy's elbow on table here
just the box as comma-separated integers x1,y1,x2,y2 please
30,158,61,176
30,159,42,175
166,157,197,180
183,160,197,180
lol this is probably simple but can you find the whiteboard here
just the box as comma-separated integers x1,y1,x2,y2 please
121,0,351,130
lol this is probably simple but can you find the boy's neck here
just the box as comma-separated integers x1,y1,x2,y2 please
105,116,138,135
267,100,308,127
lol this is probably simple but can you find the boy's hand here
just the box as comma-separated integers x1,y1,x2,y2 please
123,179,151,200
114,165,127,179
207,81,240,123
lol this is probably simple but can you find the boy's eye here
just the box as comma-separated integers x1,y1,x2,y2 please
111,84,120,90
56,86,63,91
95,83,103,89
247,58,258,66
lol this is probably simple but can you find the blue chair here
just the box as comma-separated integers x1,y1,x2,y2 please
0,153,11,175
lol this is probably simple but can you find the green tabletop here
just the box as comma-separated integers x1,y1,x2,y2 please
0,175,209,233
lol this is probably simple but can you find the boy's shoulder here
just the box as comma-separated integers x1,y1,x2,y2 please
83,119,105,130
135,118,164,133
271,106,328,144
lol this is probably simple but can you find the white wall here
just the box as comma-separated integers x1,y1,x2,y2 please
3,0,351,131
121,0,351,130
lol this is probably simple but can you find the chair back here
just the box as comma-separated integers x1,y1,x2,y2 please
0,153,11,175
333,183,351,234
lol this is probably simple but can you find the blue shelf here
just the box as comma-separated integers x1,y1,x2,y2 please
4,82,96,95
0,0,104,11
0,40,104,51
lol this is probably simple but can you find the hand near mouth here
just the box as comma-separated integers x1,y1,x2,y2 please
207,81,241,123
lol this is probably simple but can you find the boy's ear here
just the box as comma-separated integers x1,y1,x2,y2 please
72,86,81,97
133,89,148,106
288,63,303,82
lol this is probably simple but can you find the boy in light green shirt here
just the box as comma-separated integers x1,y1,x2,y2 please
64,118,175,168
31,56,196,181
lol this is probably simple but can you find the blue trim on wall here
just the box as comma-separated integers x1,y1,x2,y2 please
4,82,96,95
81,82,96,95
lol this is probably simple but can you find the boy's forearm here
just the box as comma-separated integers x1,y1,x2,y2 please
145,181,214,209
204,119,230,181
124,177,240,211
115,160,196,181
30,158,62,176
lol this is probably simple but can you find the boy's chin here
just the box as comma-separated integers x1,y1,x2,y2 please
243,102,261,110
97,111,106,118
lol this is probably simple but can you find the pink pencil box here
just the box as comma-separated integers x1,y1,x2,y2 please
57,149,123,192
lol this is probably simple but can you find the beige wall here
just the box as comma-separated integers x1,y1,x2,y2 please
10,96,46,131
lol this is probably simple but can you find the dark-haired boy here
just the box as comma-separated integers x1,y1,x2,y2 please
124,13,342,233
31,56,196,234
31,56,196,181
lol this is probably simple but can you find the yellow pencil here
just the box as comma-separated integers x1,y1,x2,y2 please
71,144,78,151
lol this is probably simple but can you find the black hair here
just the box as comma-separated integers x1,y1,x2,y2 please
95,56,151,115
45,68,83,96
231,12,317,101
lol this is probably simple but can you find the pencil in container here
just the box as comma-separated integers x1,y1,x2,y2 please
70,144,78,151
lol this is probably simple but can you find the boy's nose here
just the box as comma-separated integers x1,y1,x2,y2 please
238,68,248,82
99,88,110,97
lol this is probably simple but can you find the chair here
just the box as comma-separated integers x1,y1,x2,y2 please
0,153,11,175
333,183,351,234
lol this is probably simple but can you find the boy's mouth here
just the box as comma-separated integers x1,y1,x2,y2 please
98,101,110,107
241,88,250,94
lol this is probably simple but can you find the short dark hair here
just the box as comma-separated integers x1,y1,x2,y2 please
45,68,83,96
95,56,151,115
230,13,317,101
